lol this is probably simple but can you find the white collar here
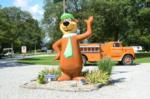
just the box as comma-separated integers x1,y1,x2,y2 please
62,33,77,38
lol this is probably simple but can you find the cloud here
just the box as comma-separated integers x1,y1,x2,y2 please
29,4,44,20
13,0,44,20
14,0,28,10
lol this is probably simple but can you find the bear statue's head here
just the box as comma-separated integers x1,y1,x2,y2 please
60,13,78,34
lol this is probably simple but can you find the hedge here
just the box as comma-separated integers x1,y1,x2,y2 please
135,52,150,58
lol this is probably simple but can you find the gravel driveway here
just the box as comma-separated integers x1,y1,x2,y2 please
0,62,150,99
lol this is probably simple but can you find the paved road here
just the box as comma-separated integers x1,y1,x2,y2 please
0,54,54,68
0,60,150,99
0,58,26,68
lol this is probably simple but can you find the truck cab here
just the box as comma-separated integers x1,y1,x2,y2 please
80,42,135,65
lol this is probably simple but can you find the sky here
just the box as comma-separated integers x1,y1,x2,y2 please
0,0,44,20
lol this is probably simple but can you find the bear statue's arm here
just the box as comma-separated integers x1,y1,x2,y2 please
76,16,93,41
52,39,62,60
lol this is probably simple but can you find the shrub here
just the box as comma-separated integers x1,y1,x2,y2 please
135,52,150,58
37,68,61,84
48,68,61,76
97,57,114,75
40,69,49,75
85,70,109,84
37,74,46,84
39,68,61,76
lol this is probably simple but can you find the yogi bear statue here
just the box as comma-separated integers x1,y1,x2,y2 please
53,13,93,81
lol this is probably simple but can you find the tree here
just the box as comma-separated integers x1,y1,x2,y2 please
0,7,43,52
43,0,150,51
43,0,64,49
122,0,150,51
66,0,129,42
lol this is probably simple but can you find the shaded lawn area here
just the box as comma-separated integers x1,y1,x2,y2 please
17,56,59,65
17,56,150,65
135,57,150,64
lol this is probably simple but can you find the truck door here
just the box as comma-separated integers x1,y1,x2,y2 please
110,42,123,61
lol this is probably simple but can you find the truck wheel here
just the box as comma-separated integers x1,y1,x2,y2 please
82,55,87,65
122,55,133,65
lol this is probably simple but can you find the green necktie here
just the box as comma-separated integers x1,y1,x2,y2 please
64,37,73,58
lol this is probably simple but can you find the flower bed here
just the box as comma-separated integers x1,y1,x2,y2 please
21,58,114,92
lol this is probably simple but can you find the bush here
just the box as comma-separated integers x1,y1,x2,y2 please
48,68,61,76
39,68,61,76
135,52,150,58
85,70,109,84
97,57,114,75
37,74,46,84
37,68,61,84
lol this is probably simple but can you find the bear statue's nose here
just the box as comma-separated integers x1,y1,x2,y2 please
63,21,69,26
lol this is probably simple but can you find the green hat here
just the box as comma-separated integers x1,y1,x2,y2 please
60,13,74,21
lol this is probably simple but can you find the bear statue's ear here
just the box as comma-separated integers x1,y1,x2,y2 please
59,21,63,25
73,19,79,23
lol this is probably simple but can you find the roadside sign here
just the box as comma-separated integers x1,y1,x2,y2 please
21,46,27,54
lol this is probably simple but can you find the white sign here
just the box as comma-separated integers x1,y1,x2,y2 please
21,46,27,54
131,46,142,53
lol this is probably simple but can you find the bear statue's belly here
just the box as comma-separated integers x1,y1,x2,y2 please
60,36,83,73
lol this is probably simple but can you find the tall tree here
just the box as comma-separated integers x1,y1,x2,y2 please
0,7,43,52
122,0,150,51
43,0,150,51
43,0,64,48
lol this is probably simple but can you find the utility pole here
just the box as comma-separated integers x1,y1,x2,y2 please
63,0,66,13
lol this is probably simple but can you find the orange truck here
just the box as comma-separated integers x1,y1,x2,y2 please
80,42,135,65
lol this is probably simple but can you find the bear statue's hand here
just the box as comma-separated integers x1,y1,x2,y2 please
84,16,93,24
55,53,60,60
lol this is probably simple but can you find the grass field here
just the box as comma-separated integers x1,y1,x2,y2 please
134,57,150,64
17,56,150,65
17,56,59,65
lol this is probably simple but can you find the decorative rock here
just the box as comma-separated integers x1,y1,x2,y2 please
78,79,88,85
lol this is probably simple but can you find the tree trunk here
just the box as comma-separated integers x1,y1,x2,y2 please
114,32,119,41
34,43,37,54
11,43,13,49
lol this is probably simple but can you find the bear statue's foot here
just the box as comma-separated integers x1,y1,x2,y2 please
73,76,86,81
57,74,71,81
73,77,87,85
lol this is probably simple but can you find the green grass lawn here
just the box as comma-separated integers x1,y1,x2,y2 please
17,56,150,65
17,56,59,65
134,57,150,64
